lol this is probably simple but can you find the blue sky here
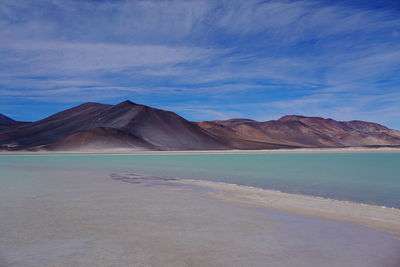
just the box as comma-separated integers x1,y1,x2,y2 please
1,0,400,128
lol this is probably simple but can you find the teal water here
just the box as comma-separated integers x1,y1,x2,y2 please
1,153,399,208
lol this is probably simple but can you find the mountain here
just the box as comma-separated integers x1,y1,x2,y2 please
1,102,400,151
43,127,159,151
0,101,228,151
0,114,15,123
197,115,400,148
0,114,30,135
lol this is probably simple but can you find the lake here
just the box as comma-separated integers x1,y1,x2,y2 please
1,152,399,208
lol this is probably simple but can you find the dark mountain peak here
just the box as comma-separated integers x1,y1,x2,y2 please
108,101,148,117
0,114,15,123
115,100,139,107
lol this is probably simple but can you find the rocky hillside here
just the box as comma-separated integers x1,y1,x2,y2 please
1,102,400,151
197,115,400,148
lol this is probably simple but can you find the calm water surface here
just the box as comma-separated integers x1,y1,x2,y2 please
1,152,399,208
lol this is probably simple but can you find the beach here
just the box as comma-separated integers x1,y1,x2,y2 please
1,160,400,266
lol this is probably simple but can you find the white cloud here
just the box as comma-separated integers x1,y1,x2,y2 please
0,41,217,74
0,0,399,128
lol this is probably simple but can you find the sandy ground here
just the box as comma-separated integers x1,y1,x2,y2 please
1,169,400,266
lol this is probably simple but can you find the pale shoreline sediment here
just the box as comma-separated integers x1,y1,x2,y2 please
109,172,400,236
1,146,400,156
172,178,400,236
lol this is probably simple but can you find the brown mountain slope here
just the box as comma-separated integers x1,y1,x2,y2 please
0,101,228,151
197,120,301,149
42,127,159,151
0,102,112,149
104,101,228,150
1,102,400,151
279,115,400,147
197,115,400,148
0,114,30,135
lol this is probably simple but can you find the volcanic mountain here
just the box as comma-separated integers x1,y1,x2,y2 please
0,113,30,135
1,101,400,151
197,115,400,148
0,101,228,151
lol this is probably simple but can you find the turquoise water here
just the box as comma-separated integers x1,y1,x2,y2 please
1,153,399,208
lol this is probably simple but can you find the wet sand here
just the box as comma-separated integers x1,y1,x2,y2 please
1,169,399,266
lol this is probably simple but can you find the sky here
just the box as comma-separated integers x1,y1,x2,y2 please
0,0,400,128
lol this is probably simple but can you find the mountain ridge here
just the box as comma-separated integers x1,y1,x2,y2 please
0,113,31,135
197,116,400,148
0,113,15,123
0,101,229,151
1,101,399,151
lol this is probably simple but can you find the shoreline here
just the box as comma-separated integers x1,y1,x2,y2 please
1,146,400,156
1,151,399,235
171,178,400,236
108,172,400,236
1,151,399,216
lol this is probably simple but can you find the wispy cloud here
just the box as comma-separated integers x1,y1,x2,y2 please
1,41,217,74
0,0,399,128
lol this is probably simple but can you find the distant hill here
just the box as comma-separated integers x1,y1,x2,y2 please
197,115,400,148
1,101,400,151
0,101,228,151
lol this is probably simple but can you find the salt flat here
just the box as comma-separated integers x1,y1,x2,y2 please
1,167,399,266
